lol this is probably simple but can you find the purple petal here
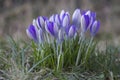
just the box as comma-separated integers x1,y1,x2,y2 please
84,15,89,27
62,13,70,28
55,14,61,26
81,15,89,32
68,25,76,38
53,23,59,37
36,16,45,29
42,16,48,21
45,21,54,36
60,10,65,20
26,24,38,42
91,12,96,19
85,11,97,30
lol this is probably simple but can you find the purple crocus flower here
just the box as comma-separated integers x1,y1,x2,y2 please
81,15,89,33
36,16,47,31
45,20,59,37
26,9,100,44
72,9,81,28
90,20,100,36
26,24,38,42
55,14,61,27
45,20,54,35
68,25,76,38
60,11,70,28
85,10,96,29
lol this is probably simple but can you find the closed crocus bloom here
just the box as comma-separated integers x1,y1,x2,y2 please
81,15,89,33
90,20,100,36
26,24,38,42
55,14,61,27
45,20,59,37
36,16,44,28
45,20,54,36
68,25,76,38
62,13,70,28
85,11,96,29
72,9,81,27
36,16,47,30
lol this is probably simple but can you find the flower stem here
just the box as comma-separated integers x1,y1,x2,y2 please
84,37,94,66
56,43,63,72
75,37,82,66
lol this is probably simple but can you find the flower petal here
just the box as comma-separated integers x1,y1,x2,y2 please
36,16,45,29
45,20,54,36
55,14,61,26
60,10,65,20
81,15,89,32
26,24,38,42
49,15,55,22
68,25,76,38
53,23,59,37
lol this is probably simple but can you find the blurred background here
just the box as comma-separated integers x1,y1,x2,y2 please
0,0,120,41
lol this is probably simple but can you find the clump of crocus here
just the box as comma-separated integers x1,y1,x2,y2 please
26,9,100,44
26,9,100,72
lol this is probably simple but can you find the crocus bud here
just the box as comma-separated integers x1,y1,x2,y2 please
26,24,38,42
72,9,81,27
36,16,46,30
55,14,61,26
45,20,59,37
81,15,89,33
45,20,54,36
90,20,100,36
62,13,70,28
68,25,76,38
85,11,96,29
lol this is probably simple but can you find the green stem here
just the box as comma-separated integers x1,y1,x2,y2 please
84,37,94,65
56,43,63,72
75,37,82,66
